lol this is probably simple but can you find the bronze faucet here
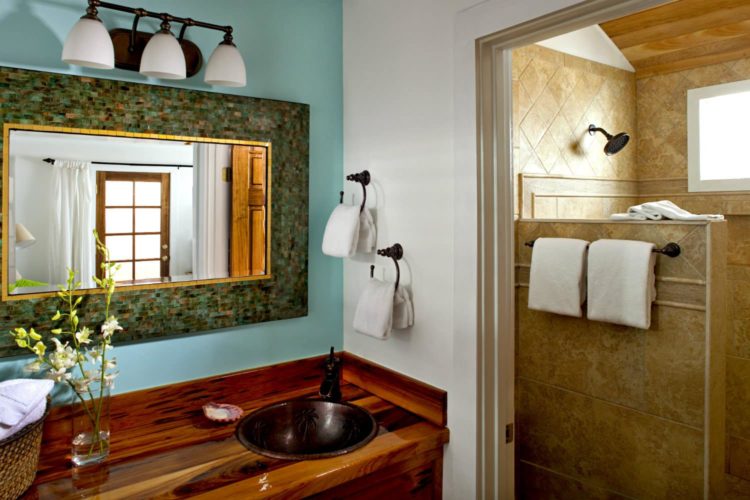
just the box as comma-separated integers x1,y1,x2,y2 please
319,347,341,402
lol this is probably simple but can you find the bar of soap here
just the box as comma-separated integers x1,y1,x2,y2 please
202,403,243,423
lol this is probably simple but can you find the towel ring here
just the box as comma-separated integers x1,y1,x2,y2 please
342,170,370,213
377,243,403,290
524,239,681,258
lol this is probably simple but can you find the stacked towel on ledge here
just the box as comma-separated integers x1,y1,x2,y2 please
354,279,396,339
528,237,589,317
587,239,656,330
322,204,361,258
611,200,724,221
0,378,53,440
357,208,377,254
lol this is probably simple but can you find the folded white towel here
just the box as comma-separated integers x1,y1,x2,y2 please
357,208,376,254
528,238,589,317
627,204,663,220
322,204,361,258
353,278,396,339
392,286,414,329
0,379,53,440
610,212,647,221
640,200,724,221
587,239,657,329
611,200,724,221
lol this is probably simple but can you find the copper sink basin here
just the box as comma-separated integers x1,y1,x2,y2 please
235,399,378,460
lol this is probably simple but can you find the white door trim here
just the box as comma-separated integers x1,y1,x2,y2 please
473,1,668,498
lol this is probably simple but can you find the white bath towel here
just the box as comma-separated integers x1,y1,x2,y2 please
0,379,53,440
611,200,724,221
610,212,647,221
528,238,589,317
640,200,724,221
353,278,396,339
357,208,376,254
587,239,657,329
322,204,361,258
392,286,414,330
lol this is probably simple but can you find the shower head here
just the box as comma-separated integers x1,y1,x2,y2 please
588,124,630,156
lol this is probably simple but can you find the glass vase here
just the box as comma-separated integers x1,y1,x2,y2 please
71,380,111,467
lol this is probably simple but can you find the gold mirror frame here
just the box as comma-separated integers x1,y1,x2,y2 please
1,123,272,301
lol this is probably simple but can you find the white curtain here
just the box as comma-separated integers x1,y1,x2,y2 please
49,160,95,288
193,144,231,280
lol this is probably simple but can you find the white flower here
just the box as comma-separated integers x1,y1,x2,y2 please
104,371,119,389
48,339,76,373
75,326,92,345
103,358,117,371
101,317,122,339
72,377,91,393
47,367,71,382
88,348,102,364
23,360,43,373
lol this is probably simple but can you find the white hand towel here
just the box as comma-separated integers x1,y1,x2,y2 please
353,278,396,339
322,204,361,258
627,204,663,220
392,286,414,330
610,212,647,221
357,208,376,254
587,239,657,329
640,200,724,221
0,379,53,440
528,238,589,317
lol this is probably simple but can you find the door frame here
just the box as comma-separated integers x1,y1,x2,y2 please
474,0,668,497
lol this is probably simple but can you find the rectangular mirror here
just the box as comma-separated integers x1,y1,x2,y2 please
3,125,271,300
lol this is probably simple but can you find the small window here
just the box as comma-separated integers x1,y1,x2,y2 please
95,171,170,284
688,79,750,192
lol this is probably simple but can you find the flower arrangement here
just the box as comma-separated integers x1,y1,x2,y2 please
9,230,121,465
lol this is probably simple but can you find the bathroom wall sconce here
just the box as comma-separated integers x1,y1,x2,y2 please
14,224,36,249
62,0,246,87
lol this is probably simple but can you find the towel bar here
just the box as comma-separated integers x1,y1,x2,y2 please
340,170,371,213
524,239,681,258
376,243,403,290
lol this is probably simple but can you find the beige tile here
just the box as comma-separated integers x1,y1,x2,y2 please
517,378,705,499
519,461,629,500
727,356,750,439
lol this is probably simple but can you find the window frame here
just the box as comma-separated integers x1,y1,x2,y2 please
95,170,171,285
688,78,750,192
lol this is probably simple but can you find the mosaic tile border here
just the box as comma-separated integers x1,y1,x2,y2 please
0,67,309,357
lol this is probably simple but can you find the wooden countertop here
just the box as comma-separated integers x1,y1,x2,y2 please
23,353,449,499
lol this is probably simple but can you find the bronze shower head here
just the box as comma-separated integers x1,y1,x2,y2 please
588,124,630,156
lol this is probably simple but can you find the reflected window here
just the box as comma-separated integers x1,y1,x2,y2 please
96,172,169,284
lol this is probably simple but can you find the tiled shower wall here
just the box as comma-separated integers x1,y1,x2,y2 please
512,44,750,496
635,58,750,493
515,220,726,498
512,44,637,218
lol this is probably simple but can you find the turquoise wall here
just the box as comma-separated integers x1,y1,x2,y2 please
0,0,343,394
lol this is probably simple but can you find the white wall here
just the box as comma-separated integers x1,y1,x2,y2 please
537,25,634,71
343,0,583,497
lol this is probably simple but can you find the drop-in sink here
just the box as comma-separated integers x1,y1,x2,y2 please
235,399,378,460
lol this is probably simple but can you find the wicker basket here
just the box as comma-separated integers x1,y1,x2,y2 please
0,398,50,500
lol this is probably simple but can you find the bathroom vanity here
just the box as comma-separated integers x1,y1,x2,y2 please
24,353,449,499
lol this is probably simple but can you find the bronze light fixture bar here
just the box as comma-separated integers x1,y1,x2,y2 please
63,0,247,86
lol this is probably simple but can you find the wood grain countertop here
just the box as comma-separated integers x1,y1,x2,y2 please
22,353,449,499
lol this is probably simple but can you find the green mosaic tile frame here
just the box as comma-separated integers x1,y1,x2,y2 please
0,66,309,357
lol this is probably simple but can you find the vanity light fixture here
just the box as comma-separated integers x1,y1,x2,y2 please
62,0,247,87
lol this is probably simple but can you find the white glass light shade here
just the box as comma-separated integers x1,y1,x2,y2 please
205,43,246,87
15,223,36,249
62,17,115,69
140,31,186,79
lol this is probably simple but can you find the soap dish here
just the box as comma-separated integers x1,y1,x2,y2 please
202,402,244,423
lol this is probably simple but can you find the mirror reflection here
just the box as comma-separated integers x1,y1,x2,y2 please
6,128,270,297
